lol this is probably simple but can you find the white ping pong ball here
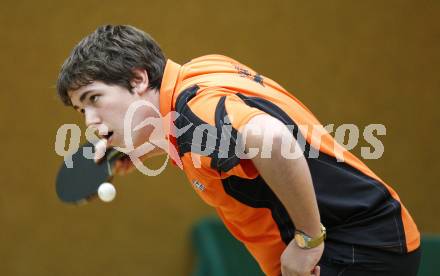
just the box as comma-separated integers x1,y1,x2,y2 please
98,182,116,202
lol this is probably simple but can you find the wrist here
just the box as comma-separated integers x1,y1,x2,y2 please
299,223,322,238
294,223,326,249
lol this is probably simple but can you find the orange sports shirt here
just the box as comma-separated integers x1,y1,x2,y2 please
158,55,420,276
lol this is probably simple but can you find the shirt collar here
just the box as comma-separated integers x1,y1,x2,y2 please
159,59,183,169
159,59,181,117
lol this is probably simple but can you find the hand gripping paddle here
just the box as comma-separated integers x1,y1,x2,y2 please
55,142,126,204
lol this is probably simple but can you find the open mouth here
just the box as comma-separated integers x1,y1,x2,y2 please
102,131,114,141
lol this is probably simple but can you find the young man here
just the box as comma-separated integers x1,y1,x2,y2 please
56,25,421,276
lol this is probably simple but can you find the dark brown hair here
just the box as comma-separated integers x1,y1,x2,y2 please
56,25,166,105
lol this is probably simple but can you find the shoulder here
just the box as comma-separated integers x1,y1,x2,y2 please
174,85,266,131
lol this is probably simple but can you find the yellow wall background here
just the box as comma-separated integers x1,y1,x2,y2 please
1,0,439,275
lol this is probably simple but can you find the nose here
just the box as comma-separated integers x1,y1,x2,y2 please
84,107,101,128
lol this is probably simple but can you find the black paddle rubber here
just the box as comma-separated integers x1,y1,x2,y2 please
56,142,124,204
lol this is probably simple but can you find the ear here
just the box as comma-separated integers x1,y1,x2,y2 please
130,68,149,95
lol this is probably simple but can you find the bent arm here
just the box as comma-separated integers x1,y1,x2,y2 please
242,114,321,237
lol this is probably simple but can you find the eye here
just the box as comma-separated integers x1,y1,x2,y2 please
90,95,100,103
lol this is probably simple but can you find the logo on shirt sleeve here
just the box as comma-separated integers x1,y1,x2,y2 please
233,64,265,86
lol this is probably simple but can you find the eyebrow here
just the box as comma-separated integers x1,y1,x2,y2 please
72,90,96,111
80,90,95,103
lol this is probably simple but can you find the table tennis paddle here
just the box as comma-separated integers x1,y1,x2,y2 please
55,142,126,204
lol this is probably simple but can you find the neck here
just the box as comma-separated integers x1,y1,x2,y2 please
138,88,169,159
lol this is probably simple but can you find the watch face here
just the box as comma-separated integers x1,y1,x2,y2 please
295,234,306,248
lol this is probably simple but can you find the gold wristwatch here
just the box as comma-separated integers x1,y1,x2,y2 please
294,224,326,249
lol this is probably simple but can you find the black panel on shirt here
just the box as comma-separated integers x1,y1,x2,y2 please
174,87,242,172
174,85,239,169
223,175,296,245
174,85,210,157
211,96,241,172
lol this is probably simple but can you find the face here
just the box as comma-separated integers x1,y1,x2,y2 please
68,81,161,150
